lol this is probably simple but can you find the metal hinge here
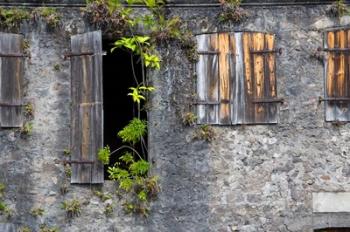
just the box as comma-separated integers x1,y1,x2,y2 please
0,53,29,58
319,96,350,102
250,48,283,55
0,102,24,107
252,98,284,104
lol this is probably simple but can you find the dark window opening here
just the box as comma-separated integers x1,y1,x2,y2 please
102,40,147,179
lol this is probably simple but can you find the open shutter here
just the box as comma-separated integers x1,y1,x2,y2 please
242,32,279,124
196,34,220,124
70,31,104,184
0,33,24,128
196,33,236,125
324,29,350,122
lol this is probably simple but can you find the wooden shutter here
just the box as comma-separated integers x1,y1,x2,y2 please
324,29,350,122
242,32,278,124
70,31,104,184
0,33,24,128
195,32,279,125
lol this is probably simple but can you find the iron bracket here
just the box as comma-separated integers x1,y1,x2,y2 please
319,96,350,102
252,98,284,104
0,53,29,58
250,48,282,55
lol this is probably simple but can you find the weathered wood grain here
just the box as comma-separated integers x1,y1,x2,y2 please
71,30,104,184
325,31,335,121
196,34,219,124
0,33,24,128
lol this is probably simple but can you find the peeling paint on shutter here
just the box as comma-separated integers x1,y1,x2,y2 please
0,33,24,128
70,31,103,184
324,29,350,122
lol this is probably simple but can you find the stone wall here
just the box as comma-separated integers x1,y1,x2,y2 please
0,2,349,232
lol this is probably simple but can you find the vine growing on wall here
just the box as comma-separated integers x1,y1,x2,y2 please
218,0,248,23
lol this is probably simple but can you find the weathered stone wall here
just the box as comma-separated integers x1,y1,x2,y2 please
0,3,350,232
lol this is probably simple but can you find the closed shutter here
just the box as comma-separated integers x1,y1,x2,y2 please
195,32,279,125
0,33,24,128
324,29,350,122
70,31,104,184
242,32,278,124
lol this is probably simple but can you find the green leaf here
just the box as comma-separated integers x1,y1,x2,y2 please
118,118,147,144
119,152,134,164
137,190,147,201
129,159,150,176
98,146,111,165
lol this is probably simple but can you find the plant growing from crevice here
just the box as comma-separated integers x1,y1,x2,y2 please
328,0,349,17
182,112,197,126
53,64,61,72
39,224,59,232
218,0,248,23
63,149,71,157
24,102,34,118
30,207,45,217
194,125,216,142
61,199,81,219
104,203,113,216
19,226,32,232
32,7,61,28
64,164,72,178
94,191,112,202
20,122,33,136
0,7,31,30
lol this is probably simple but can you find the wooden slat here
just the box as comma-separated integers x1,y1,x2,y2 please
218,33,231,124
252,32,266,123
325,31,336,121
0,33,24,128
196,34,219,124
242,32,255,124
230,33,245,124
265,33,278,123
71,31,104,184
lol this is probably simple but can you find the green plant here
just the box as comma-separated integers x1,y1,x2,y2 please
128,86,155,104
0,7,30,29
98,146,111,165
104,203,113,216
61,199,81,219
30,207,44,217
63,149,71,156
24,103,34,118
218,0,248,23
21,122,33,135
64,165,72,178
112,36,161,70
328,0,349,17
53,64,60,72
39,224,59,232
0,201,13,218
194,125,216,142
182,112,198,126
94,191,112,202
0,183,5,198
33,7,61,28
108,153,159,217
19,226,32,232
117,118,147,144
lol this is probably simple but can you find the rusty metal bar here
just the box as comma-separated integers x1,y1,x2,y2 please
0,102,24,107
198,51,220,55
252,98,284,104
250,48,282,55
62,160,95,165
322,48,350,53
319,96,350,102
64,51,94,59
0,53,29,58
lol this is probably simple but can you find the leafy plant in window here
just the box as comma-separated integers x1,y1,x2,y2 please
218,0,248,23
